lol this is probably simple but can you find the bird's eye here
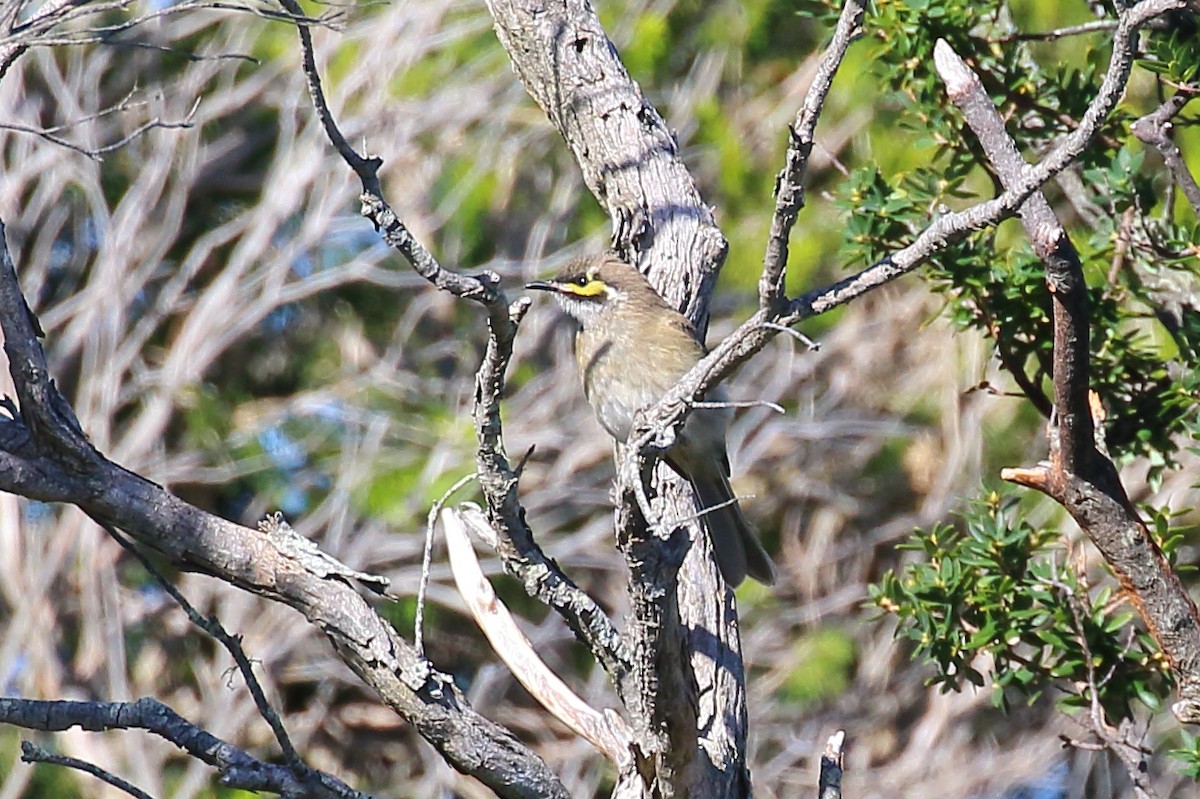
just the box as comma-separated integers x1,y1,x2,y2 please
575,275,589,286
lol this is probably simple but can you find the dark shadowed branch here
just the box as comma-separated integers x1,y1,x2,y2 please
1,697,372,799
1048,568,1157,799
20,742,154,799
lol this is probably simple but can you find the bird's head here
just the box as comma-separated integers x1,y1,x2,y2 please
526,254,653,329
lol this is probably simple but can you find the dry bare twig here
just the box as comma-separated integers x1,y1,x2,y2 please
19,742,154,799
443,506,634,770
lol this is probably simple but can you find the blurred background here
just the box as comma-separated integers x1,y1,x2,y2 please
0,0,1196,797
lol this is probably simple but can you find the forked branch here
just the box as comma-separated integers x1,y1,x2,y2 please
933,37,1200,724
277,0,632,699
0,222,569,799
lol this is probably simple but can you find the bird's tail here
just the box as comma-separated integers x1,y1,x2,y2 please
690,471,777,587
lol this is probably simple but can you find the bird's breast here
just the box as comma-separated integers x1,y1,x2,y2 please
575,320,725,448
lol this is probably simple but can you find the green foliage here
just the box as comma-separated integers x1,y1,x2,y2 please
777,628,857,708
871,494,1171,718
621,12,671,79
823,0,1200,476
1171,730,1200,779
854,1,1199,759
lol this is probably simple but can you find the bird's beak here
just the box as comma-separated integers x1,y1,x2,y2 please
525,280,560,293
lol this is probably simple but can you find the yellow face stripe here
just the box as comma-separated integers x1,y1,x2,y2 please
560,279,607,297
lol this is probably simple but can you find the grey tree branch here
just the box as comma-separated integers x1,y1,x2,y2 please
482,0,728,327
0,222,570,799
479,2,755,794
2,697,370,799
278,0,632,715
931,37,1200,724
760,0,867,309
1132,90,1200,215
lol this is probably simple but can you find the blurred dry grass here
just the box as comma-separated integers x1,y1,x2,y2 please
0,1,1196,797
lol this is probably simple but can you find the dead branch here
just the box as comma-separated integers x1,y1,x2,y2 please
818,730,846,799
443,506,634,770
1,697,372,799
0,221,570,799
932,37,1200,724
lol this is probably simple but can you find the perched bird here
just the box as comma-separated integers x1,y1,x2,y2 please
527,254,776,587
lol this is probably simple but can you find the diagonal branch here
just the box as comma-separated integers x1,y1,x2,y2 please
760,0,867,309
2,697,372,799
21,743,154,799
0,223,569,799
482,0,727,326
932,37,1200,725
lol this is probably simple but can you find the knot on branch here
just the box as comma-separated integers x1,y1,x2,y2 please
1173,692,1200,725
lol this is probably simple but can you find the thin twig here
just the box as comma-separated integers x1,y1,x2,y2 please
1046,574,1157,799
760,0,866,308
1132,92,1200,215
762,321,820,351
21,742,155,799
0,96,202,162
688,399,786,414
992,20,1118,43
100,522,303,771
656,492,757,534
417,472,477,657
